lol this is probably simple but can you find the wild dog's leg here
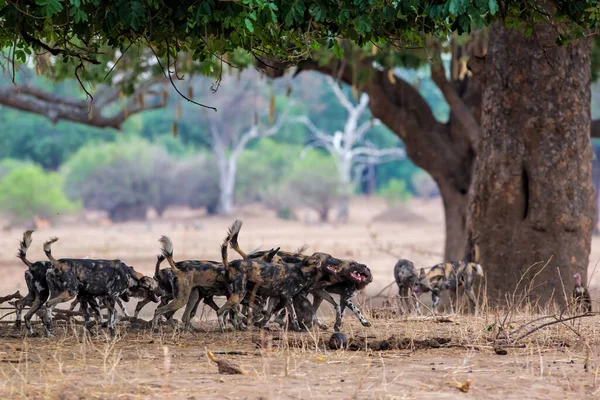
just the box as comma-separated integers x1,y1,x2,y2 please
181,288,200,329
341,296,371,327
23,295,43,335
397,286,408,314
152,284,192,331
431,290,441,314
464,288,478,315
217,293,245,331
105,298,118,336
69,298,80,312
117,297,130,318
44,291,76,337
133,297,152,319
281,296,302,332
79,299,93,332
311,289,341,331
14,293,34,329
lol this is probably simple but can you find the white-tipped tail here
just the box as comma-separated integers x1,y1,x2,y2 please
159,236,173,258
474,263,484,277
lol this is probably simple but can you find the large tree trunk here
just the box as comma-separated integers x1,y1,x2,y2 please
467,21,594,306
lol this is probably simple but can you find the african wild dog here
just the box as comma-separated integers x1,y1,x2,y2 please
42,237,161,337
218,225,344,332
413,261,484,314
13,230,53,333
151,236,239,331
573,273,592,313
394,259,420,315
228,220,372,331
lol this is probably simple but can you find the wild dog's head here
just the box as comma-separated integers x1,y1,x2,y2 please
328,259,372,287
413,268,431,295
128,266,163,302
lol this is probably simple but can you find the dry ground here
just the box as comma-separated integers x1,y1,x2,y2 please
1,198,600,399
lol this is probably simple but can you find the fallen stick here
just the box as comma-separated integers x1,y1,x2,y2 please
0,291,22,304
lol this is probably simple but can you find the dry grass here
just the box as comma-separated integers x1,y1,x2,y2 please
1,198,600,398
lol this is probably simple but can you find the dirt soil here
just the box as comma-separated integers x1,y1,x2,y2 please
1,198,600,399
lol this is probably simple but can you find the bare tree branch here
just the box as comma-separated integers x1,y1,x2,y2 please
0,79,164,129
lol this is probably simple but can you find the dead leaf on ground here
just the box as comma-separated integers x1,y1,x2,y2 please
450,379,472,393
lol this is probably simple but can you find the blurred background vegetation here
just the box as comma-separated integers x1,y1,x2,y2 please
0,61,503,224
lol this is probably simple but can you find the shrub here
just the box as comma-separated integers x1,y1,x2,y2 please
285,151,342,222
0,164,79,221
62,139,221,220
378,178,412,206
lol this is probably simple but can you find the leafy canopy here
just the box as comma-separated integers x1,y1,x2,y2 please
1,0,598,75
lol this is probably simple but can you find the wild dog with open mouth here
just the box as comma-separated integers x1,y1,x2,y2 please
311,261,373,331
228,220,371,331
394,259,420,315
218,229,344,332
42,237,161,337
413,261,484,314
13,230,53,332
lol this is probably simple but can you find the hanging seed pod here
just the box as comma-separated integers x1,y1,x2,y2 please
138,93,145,110
269,94,275,125
172,122,178,138
124,103,129,119
88,105,93,121
187,52,193,71
187,86,193,100
286,86,293,97
254,111,259,126
387,69,396,84
371,45,377,56
119,90,125,100
351,84,358,100
176,103,182,120
161,89,168,107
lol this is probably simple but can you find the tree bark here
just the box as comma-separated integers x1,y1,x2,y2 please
289,58,478,260
467,21,594,306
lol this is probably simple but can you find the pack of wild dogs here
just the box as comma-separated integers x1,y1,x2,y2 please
14,220,591,339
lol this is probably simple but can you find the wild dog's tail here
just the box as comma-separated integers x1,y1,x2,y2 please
296,244,309,254
159,236,179,270
473,263,484,277
17,230,34,268
221,233,230,270
43,237,59,264
227,220,247,259
155,254,166,278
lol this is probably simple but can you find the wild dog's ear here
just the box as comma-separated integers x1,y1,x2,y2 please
419,268,426,279
265,247,280,263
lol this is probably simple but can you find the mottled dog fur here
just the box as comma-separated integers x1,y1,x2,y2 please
227,220,371,331
218,223,344,332
413,261,484,314
393,259,420,314
13,230,53,333
43,237,161,337
151,236,237,331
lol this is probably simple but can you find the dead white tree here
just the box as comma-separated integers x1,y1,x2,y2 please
210,109,288,215
194,69,291,215
294,77,405,221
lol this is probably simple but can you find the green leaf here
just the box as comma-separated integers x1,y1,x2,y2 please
245,18,254,33
488,0,498,16
120,0,145,31
332,40,344,59
35,0,64,17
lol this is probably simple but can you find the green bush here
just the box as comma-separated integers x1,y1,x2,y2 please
378,178,412,206
236,139,301,203
286,150,342,222
0,164,79,221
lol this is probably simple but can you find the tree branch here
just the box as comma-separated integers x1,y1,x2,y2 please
0,80,165,129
